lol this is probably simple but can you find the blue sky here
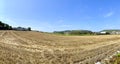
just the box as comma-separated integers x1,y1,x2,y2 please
0,0,120,32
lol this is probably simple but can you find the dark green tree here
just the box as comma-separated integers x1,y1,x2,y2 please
0,21,13,30
28,27,31,31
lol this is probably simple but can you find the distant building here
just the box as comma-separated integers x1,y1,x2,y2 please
111,31,120,35
100,31,107,34
99,31,108,35
100,29,120,35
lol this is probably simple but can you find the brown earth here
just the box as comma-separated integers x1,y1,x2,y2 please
0,31,120,64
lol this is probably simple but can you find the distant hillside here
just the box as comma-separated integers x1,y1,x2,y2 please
53,30,93,35
0,21,12,30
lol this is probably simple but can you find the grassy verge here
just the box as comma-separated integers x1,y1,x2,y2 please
108,53,120,64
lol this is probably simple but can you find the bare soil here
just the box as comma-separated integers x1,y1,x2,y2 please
1,31,120,64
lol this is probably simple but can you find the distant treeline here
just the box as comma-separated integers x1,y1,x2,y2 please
0,21,31,31
53,29,120,35
53,30,94,35
53,30,116,35
13,27,31,31
0,21,12,30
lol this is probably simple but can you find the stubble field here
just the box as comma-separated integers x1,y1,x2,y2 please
0,31,120,64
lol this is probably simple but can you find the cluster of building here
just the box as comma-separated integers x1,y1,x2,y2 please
100,30,120,35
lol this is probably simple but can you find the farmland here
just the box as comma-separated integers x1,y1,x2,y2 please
0,31,120,64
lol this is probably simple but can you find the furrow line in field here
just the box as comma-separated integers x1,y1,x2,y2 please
0,31,6,37
74,43,120,64
2,31,120,64
6,31,52,52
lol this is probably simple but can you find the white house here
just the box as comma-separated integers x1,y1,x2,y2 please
100,31,107,34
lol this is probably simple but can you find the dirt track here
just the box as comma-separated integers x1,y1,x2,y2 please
0,31,120,64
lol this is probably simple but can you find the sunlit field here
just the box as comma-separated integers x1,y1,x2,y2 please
0,31,120,64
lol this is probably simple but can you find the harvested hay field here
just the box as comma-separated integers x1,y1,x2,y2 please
1,31,120,64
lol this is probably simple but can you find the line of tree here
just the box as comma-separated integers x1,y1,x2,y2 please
13,27,31,31
0,21,12,30
0,21,31,31
53,30,93,35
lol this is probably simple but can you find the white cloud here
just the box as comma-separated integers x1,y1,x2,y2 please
104,11,114,18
